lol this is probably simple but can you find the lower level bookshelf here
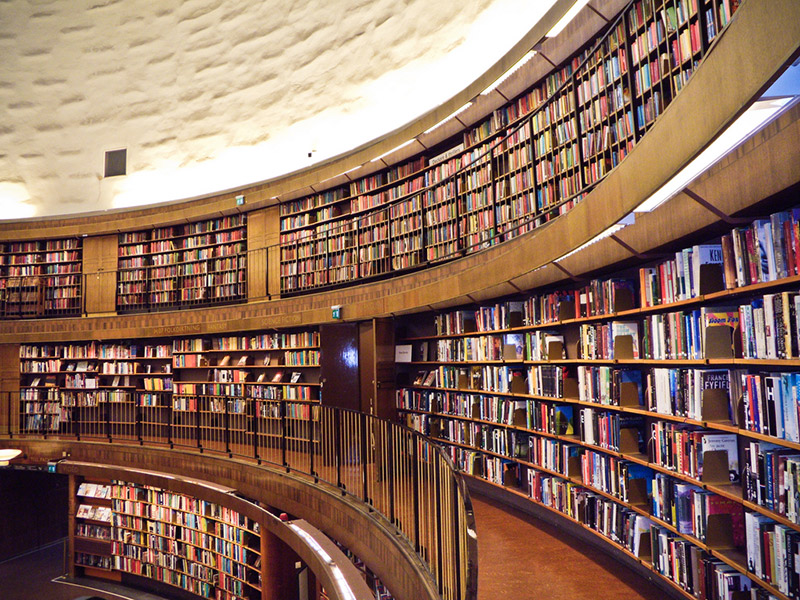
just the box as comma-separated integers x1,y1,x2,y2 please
428,437,785,600
71,478,264,600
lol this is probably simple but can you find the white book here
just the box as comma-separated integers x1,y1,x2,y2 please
764,294,777,359
753,307,766,358
773,526,786,594
787,375,800,443
744,511,761,578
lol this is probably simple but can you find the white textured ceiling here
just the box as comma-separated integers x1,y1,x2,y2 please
0,0,555,219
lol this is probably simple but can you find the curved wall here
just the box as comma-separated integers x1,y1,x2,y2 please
0,0,565,219
0,0,797,343
7,439,440,600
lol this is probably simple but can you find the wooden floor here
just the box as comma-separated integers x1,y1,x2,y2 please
472,493,666,600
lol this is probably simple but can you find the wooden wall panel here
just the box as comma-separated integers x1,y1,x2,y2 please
265,205,281,298
320,323,360,411
247,208,269,302
83,234,118,315
0,344,19,434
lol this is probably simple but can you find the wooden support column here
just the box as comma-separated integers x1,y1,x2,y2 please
358,318,396,419
261,527,300,600
0,343,20,435
264,205,282,299
82,234,118,316
247,208,269,302
67,474,77,578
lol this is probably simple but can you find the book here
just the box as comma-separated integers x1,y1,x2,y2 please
554,405,574,435
271,370,284,383
290,372,302,383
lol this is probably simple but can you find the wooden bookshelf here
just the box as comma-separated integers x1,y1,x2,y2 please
17,329,322,461
271,0,742,298
71,477,263,600
73,479,115,577
117,215,247,313
18,341,173,439
0,238,82,319
396,199,800,600
171,331,321,457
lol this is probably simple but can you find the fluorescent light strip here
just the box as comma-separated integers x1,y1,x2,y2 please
424,102,474,134
371,139,415,162
288,523,357,600
546,0,591,38
634,97,792,213
555,213,635,262
481,50,537,95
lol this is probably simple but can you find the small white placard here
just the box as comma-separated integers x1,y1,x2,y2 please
395,344,412,363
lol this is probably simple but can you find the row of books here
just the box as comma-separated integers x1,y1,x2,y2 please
77,504,112,522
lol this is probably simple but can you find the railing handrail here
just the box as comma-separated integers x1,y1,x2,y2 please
3,390,477,600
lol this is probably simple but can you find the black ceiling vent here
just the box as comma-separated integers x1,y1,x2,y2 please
104,148,127,177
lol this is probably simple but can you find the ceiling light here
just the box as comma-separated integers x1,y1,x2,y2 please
371,139,415,162
546,0,591,38
634,97,793,213
423,102,474,134
481,51,538,95
287,521,357,600
555,213,635,262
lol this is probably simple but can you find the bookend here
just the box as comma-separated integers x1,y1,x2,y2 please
618,381,641,407
613,288,635,312
619,428,641,455
472,402,481,420
701,388,732,423
700,450,731,485
503,343,519,361
699,263,725,295
563,377,579,399
547,340,565,361
626,478,650,507
705,513,736,549
613,335,635,360
567,455,582,479
558,300,576,322
511,375,527,395
636,531,652,561
513,405,527,427
705,325,741,359
503,462,520,488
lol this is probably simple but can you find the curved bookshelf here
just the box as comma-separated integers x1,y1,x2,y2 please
396,201,800,600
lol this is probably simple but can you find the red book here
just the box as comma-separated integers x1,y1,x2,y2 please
744,227,758,284
720,233,736,289
704,494,745,546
